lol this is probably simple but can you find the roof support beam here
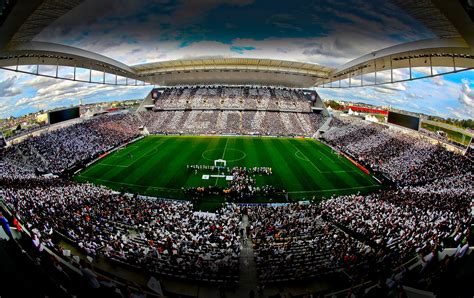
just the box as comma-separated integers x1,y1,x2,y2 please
317,40,474,88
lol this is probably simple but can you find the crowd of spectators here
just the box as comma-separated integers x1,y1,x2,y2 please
246,169,472,284
138,86,325,137
323,117,472,185
321,175,472,259
248,204,375,283
125,203,241,282
1,178,243,283
0,113,141,174
139,110,324,137
2,172,470,286
155,86,312,112
0,106,472,292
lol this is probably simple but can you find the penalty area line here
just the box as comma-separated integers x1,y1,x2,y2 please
288,142,323,174
98,163,129,168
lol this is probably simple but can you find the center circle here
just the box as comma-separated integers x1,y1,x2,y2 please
202,148,247,163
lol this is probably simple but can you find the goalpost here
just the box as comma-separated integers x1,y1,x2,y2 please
214,159,227,168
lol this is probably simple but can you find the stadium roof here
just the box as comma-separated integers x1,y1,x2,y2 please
1,0,474,88
132,58,334,87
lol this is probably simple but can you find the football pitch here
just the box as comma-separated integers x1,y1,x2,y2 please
75,135,381,208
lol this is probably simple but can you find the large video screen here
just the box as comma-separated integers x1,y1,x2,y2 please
387,111,420,131
48,107,80,125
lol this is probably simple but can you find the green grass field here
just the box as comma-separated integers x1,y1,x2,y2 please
421,122,472,147
75,135,381,209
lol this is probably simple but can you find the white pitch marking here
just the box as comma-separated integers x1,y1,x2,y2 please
215,138,230,186
288,142,322,173
99,163,129,168
287,184,380,194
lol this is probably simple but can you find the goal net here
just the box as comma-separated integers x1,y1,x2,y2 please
214,159,227,168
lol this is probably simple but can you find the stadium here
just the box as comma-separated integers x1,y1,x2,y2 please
0,0,473,297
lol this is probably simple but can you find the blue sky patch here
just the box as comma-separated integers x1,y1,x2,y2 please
230,46,256,54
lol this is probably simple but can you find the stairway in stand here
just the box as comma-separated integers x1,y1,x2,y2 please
230,214,259,298
315,116,333,138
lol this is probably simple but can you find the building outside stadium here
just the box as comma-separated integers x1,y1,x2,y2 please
0,1,473,298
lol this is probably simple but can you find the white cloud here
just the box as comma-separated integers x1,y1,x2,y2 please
15,97,31,106
459,79,474,108
0,70,151,118
446,106,474,119
0,77,22,97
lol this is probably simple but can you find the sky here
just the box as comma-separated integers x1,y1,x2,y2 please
0,0,473,119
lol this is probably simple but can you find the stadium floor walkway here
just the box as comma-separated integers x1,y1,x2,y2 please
233,214,259,298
